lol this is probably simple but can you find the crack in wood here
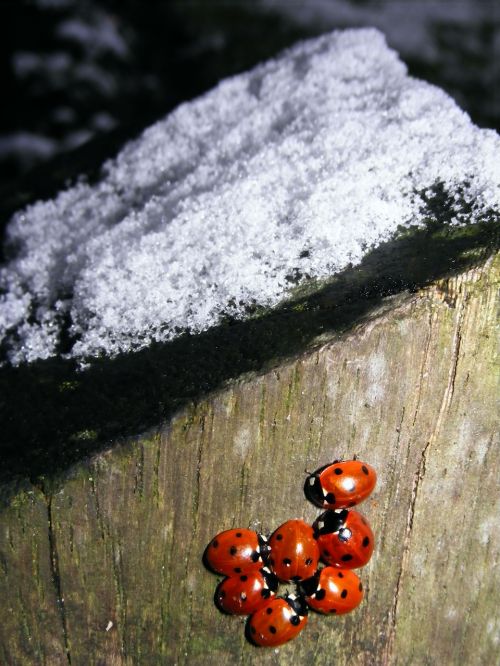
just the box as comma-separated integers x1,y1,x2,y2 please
412,310,434,428
192,411,206,524
89,473,106,543
110,540,127,658
383,438,430,665
133,444,145,498
45,495,72,665
383,284,468,664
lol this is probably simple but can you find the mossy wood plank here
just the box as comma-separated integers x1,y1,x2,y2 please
0,487,68,665
0,254,498,665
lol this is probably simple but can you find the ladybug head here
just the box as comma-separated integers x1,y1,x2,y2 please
258,534,271,562
313,509,348,537
261,567,279,594
286,592,308,618
304,473,325,508
298,571,320,598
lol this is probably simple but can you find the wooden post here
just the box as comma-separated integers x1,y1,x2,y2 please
1,252,499,665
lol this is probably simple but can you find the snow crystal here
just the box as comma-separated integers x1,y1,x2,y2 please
1,29,499,365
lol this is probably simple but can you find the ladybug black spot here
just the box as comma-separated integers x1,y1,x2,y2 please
234,567,242,573
276,534,283,541
362,536,370,547
269,626,277,634
240,575,248,581
305,558,313,565
338,572,344,578
212,539,219,548
266,607,273,615
361,465,369,475
325,492,336,504
341,554,353,562
283,558,292,566
236,532,242,537
334,468,343,475
290,615,300,626
315,589,326,601
230,546,237,556
341,589,348,599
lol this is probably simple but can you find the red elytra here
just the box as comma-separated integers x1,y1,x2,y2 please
247,596,308,647
204,528,267,576
300,566,364,615
314,509,374,569
305,460,377,510
268,519,319,582
215,568,278,615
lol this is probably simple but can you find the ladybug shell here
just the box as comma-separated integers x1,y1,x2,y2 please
247,596,308,647
215,568,278,615
268,519,319,582
315,509,374,569
300,567,364,615
305,460,377,510
204,528,266,576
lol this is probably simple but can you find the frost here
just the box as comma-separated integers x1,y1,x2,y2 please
1,29,499,365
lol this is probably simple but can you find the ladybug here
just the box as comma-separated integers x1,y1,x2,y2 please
204,528,269,576
299,566,364,615
268,519,320,582
246,594,308,647
314,509,374,569
215,568,279,615
304,459,377,510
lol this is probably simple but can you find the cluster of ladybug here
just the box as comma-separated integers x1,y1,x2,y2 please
204,459,377,647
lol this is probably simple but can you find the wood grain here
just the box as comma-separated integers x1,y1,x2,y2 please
1,253,498,665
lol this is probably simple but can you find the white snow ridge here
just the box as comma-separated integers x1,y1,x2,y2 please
1,29,499,365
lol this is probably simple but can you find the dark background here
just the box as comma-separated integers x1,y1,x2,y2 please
0,0,498,220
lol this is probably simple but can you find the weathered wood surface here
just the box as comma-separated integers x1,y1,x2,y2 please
1,253,499,665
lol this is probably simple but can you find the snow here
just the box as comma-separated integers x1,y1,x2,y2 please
1,29,499,365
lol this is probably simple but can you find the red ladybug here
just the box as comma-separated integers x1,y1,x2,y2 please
215,568,278,615
204,528,268,576
247,595,308,647
305,459,377,510
299,566,364,614
268,519,320,582
314,509,374,569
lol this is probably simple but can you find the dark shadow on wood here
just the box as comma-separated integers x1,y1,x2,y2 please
0,204,498,498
